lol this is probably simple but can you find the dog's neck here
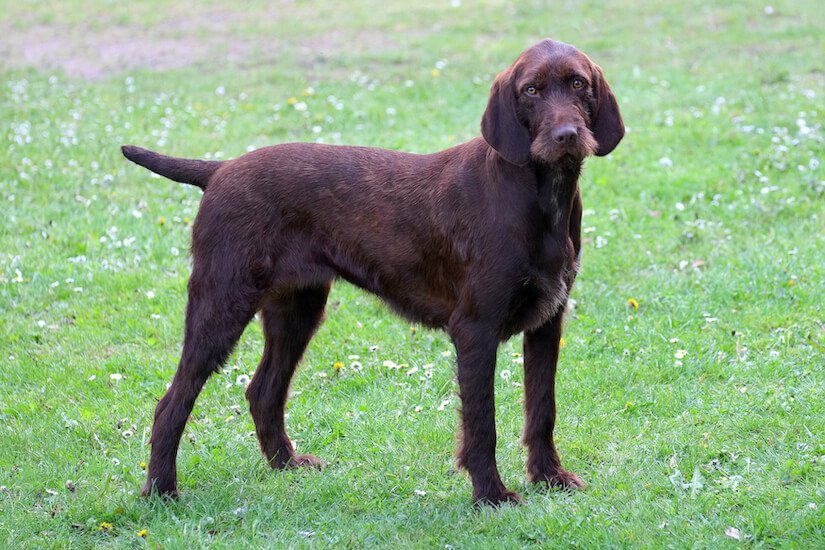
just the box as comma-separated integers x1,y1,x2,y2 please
533,159,582,233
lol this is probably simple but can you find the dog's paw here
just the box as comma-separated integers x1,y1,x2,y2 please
531,469,585,491
141,478,179,499
288,454,325,469
473,489,522,507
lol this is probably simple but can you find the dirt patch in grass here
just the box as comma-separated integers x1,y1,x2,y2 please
0,6,403,80
0,8,252,79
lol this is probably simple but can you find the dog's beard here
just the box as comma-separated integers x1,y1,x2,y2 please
530,126,597,165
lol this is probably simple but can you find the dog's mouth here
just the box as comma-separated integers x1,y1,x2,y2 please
530,125,597,165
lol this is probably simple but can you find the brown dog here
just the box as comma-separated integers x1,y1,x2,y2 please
122,39,623,505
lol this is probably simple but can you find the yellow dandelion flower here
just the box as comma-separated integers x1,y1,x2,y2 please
787,279,795,286
333,361,344,371
431,68,441,77
158,216,166,226
137,529,148,538
287,96,298,105
559,337,566,348
139,461,146,470
100,522,113,531
627,298,639,310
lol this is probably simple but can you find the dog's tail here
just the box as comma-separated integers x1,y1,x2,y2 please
121,145,224,190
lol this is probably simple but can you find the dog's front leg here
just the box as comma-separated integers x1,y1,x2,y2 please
450,320,520,505
522,311,584,490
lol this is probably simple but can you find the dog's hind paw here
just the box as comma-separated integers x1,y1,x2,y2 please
288,454,325,469
473,489,522,507
141,478,179,499
531,468,585,491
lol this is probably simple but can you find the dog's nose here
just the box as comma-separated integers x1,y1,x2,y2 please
553,125,578,145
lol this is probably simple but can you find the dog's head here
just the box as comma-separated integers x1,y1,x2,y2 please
481,40,624,166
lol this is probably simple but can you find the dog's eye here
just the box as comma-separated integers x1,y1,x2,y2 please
524,85,538,96
571,78,585,90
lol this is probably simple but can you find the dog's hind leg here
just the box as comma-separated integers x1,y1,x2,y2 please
246,283,331,469
142,265,260,497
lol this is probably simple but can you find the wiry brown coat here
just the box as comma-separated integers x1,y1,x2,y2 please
122,39,624,505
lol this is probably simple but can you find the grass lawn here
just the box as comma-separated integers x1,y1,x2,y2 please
1,0,823,547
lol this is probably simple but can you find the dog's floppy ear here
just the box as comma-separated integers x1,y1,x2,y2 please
481,70,532,166
590,64,624,156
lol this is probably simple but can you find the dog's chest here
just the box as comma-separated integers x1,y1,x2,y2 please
502,232,578,338
512,167,581,331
